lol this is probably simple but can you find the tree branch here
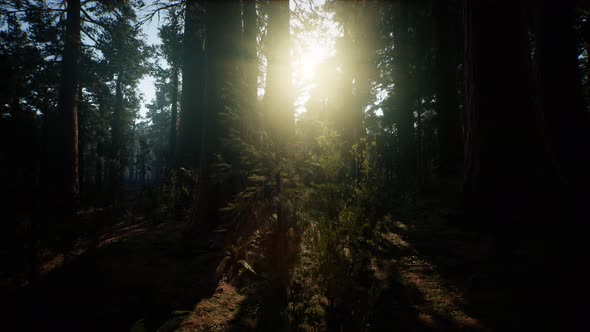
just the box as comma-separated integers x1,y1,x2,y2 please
81,27,101,46
137,1,184,27
80,6,110,30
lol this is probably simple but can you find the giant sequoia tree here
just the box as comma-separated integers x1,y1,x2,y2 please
433,0,462,175
393,0,416,184
242,0,258,101
532,0,590,220
264,0,294,140
462,0,541,226
177,0,207,169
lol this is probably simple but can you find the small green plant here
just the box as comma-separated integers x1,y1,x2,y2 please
153,167,198,221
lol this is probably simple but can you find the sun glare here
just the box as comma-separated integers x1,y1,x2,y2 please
292,35,336,115
290,0,339,114
297,43,332,82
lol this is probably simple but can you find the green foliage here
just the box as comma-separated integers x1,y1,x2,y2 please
141,12,183,171
215,233,265,282
212,92,385,325
0,0,62,118
284,120,387,327
157,10,183,69
152,167,198,220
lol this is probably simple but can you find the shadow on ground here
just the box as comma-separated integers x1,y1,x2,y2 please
4,212,223,332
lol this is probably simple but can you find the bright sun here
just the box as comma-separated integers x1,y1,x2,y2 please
290,0,339,114
290,0,338,86
297,43,332,82
291,34,336,114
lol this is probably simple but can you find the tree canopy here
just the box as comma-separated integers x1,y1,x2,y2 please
1,1,589,331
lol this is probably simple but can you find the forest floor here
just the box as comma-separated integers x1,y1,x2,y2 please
365,210,495,332
2,189,225,331
0,188,567,331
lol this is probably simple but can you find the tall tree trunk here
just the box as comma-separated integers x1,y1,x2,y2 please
205,0,241,159
95,141,103,194
129,122,136,184
178,0,207,248
77,85,86,198
57,0,81,208
196,0,241,223
140,137,147,186
79,139,86,198
417,100,424,187
169,66,179,167
181,0,241,230
394,0,416,186
434,0,462,176
264,0,294,141
261,1,292,328
532,2,590,326
242,0,258,137
111,73,124,195
348,1,375,143
242,0,258,97
532,0,590,221
463,0,540,227
177,0,206,168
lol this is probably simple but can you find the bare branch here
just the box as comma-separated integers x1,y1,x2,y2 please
81,26,101,46
80,6,111,30
136,0,184,27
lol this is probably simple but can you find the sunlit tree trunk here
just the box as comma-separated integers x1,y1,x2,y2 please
242,0,258,94
242,0,258,137
169,66,179,167
262,1,292,328
264,0,294,140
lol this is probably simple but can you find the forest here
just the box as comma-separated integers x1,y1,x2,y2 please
1,0,590,331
